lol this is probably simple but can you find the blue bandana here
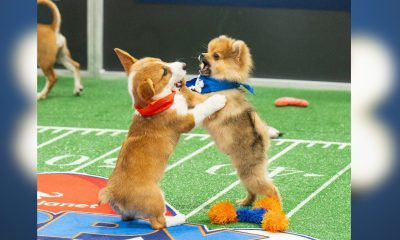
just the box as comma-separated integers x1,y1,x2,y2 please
186,75,255,95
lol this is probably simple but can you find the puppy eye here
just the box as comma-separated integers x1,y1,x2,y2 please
162,68,168,77
213,53,220,60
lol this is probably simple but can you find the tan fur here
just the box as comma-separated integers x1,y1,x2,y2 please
182,35,281,206
99,49,223,229
37,0,82,100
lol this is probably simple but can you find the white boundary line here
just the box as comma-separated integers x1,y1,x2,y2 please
268,142,300,162
37,125,351,147
287,163,351,218
185,143,299,219
37,130,77,149
166,142,215,171
70,146,121,172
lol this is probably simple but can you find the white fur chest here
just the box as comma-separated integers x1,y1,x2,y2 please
170,93,188,116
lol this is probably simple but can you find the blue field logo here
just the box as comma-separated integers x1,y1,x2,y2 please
37,173,317,240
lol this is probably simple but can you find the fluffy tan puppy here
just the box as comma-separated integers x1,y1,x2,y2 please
181,35,281,206
99,49,226,230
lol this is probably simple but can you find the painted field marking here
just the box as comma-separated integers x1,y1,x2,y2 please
186,167,285,219
184,134,210,141
269,142,299,162
323,143,332,149
185,143,299,219
37,126,351,149
70,146,121,172
287,163,351,218
307,143,316,148
166,142,215,171
96,130,108,136
81,130,92,135
111,131,125,137
338,144,347,150
38,127,49,133
51,129,63,134
275,140,285,146
37,130,77,149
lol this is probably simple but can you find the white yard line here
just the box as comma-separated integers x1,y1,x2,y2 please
287,163,351,218
269,142,300,162
51,129,63,134
186,167,285,219
166,142,215,171
186,143,299,219
38,127,49,133
37,130,77,149
37,125,351,146
70,146,122,172
38,125,128,133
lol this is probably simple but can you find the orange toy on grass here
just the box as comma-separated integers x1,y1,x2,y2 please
208,197,289,232
275,97,309,107
208,201,237,224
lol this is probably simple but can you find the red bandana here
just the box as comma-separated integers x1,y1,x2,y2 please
135,91,176,117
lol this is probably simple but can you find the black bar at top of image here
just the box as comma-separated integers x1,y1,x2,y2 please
134,0,350,11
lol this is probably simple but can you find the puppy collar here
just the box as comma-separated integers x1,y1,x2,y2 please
135,91,176,117
186,75,255,95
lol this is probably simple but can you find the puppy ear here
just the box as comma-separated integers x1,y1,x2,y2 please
114,48,138,75
138,78,155,101
232,40,246,59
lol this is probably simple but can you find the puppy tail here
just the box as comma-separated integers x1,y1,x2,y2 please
38,0,61,32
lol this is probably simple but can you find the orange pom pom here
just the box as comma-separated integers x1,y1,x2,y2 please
261,210,289,232
208,201,237,224
253,197,283,212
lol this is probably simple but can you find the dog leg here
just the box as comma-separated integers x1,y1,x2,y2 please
237,163,282,206
145,188,167,230
37,67,57,100
189,94,227,126
236,190,256,206
57,43,82,96
149,215,167,230
175,94,226,133
180,84,207,108
165,214,186,227
158,191,187,227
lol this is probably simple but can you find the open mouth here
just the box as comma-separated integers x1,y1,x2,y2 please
200,59,211,76
174,81,183,89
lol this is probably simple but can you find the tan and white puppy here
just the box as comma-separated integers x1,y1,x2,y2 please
37,0,82,100
181,35,281,206
99,48,226,230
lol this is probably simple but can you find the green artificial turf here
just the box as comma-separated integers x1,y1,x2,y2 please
38,76,351,240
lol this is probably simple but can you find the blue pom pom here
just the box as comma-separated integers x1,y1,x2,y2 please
237,208,267,224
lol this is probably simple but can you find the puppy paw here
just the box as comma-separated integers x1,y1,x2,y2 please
236,198,254,206
73,88,81,96
206,94,227,112
37,93,47,100
268,126,282,139
175,213,186,224
165,214,186,227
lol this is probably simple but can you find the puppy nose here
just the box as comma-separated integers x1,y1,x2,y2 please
182,63,187,70
199,53,205,60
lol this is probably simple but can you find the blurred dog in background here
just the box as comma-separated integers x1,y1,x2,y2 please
37,0,82,100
